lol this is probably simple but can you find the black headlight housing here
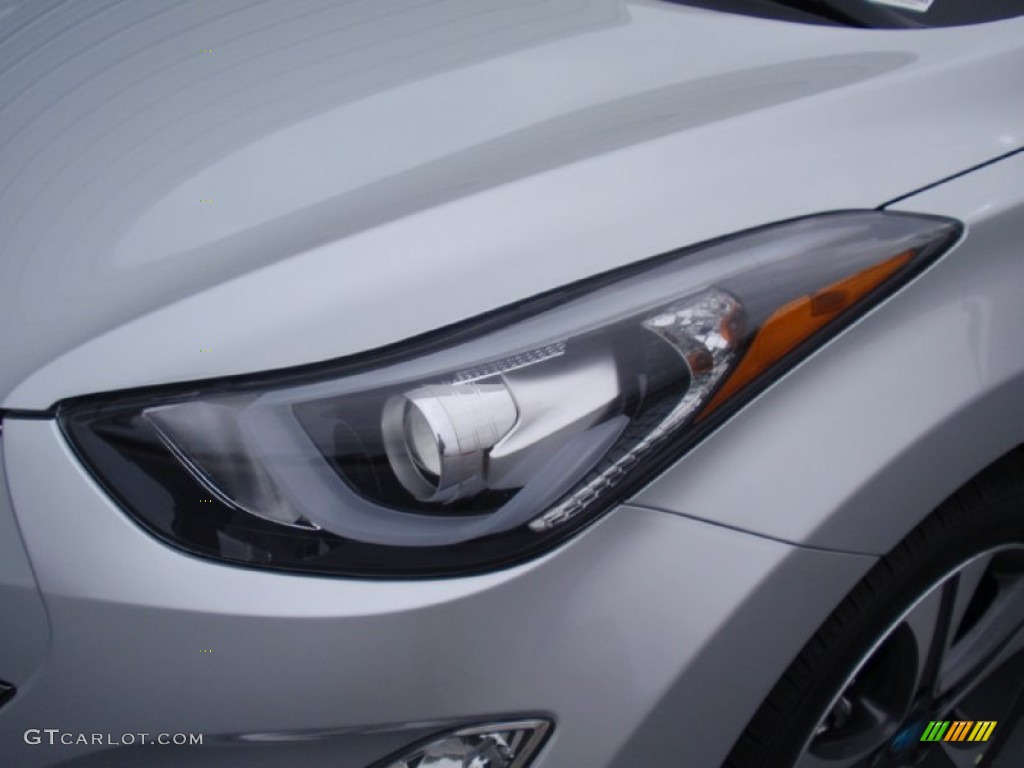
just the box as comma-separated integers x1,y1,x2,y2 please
60,212,960,577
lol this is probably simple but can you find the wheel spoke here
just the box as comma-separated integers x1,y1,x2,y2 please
937,576,1024,711
946,554,996,652
903,578,957,697
939,624,1024,715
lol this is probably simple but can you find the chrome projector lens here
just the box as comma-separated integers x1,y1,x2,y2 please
382,347,622,504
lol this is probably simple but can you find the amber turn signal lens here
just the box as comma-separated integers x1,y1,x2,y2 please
701,250,914,416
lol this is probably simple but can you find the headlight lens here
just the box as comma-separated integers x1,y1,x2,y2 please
60,212,959,576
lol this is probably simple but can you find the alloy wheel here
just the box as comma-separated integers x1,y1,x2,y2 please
796,545,1024,768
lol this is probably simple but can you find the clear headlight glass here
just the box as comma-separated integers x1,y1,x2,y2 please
60,212,960,576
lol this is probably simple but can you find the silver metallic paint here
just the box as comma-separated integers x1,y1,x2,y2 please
0,440,51,702
0,419,875,767
1,2,1022,767
2,0,1022,408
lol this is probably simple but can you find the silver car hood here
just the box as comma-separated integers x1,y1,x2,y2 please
2,0,1022,409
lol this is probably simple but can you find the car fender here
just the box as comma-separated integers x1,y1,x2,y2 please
632,150,1024,555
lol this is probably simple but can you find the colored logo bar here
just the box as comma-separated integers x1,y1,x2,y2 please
920,721,997,743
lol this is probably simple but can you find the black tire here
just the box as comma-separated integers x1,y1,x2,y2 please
725,448,1024,768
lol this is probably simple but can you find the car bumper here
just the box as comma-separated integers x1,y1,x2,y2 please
0,418,875,767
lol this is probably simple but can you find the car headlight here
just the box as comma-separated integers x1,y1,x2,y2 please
60,212,959,577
